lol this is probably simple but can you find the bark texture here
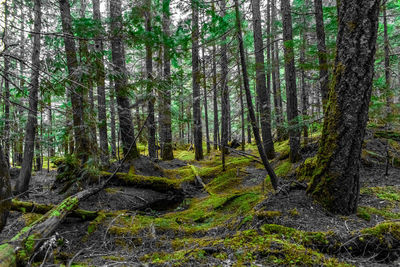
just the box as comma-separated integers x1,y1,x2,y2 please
93,0,109,165
192,1,204,161
307,0,381,214
251,0,274,159
220,0,229,168
145,0,156,158
15,0,41,194
281,0,300,162
59,0,91,163
110,0,139,160
160,0,174,160
0,145,11,233
314,0,329,107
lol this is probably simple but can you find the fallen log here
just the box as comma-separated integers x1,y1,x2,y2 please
0,185,106,266
11,199,99,221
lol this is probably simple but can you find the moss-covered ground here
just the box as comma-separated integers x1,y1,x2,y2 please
2,130,400,266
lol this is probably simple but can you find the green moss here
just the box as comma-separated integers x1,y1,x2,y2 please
22,213,42,226
361,186,400,202
296,156,317,182
356,207,371,221
105,172,182,192
361,221,400,240
357,205,400,220
255,210,282,219
274,160,293,177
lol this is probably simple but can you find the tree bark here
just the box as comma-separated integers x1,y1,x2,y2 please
383,4,391,113
145,0,156,158
250,0,275,159
192,0,203,161
271,0,285,141
234,0,278,191
300,5,309,146
15,0,41,194
220,0,229,169
93,0,109,166
160,0,174,160
202,47,211,154
212,42,219,150
307,0,381,214
110,0,139,161
59,0,91,163
281,0,300,162
109,80,117,159
0,145,11,233
314,0,329,108
3,1,10,166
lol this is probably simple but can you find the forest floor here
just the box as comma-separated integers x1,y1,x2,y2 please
2,126,400,266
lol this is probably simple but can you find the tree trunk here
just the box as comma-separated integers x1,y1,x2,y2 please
192,0,203,161
383,4,391,113
300,6,309,146
220,0,229,169
212,42,219,150
109,80,117,159
251,0,275,159
3,1,10,166
93,0,109,166
145,0,156,159
79,0,97,151
110,0,139,161
314,0,329,108
159,0,174,160
281,0,300,162
15,0,41,194
59,0,91,164
202,46,211,154
306,0,381,214
234,0,278,191
237,57,245,151
271,0,285,141
0,145,11,233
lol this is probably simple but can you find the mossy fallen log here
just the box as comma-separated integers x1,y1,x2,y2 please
101,171,183,193
11,199,99,221
0,184,108,266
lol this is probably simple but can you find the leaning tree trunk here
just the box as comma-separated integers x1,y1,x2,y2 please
110,0,139,161
192,0,204,161
306,0,381,215
0,145,11,233
15,0,41,194
281,0,300,162
93,0,109,166
251,0,275,159
234,0,278,191
314,0,329,108
59,0,91,164
160,0,174,160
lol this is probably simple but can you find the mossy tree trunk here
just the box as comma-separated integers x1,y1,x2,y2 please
307,0,381,214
